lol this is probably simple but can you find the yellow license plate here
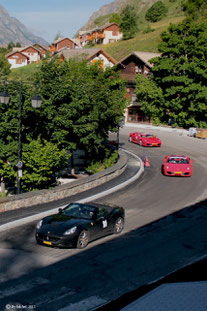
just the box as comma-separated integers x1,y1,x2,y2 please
175,172,182,174
43,241,52,245
153,143,158,145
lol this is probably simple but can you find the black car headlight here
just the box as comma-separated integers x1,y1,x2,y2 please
64,226,77,235
36,220,43,229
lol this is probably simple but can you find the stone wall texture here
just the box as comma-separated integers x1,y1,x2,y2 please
0,150,127,213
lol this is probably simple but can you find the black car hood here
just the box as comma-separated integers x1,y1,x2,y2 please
39,214,91,235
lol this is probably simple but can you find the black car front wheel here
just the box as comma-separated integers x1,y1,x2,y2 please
114,217,124,234
77,230,90,249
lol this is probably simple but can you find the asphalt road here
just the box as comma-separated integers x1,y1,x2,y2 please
0,126,207,311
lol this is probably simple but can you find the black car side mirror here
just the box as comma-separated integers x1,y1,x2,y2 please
58,208,63,214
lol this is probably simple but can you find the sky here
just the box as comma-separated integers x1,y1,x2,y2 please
0,0,113,43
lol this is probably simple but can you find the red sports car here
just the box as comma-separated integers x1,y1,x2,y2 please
162,155,193,177
129,132,161,147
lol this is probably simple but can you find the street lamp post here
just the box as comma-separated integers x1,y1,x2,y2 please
0,80,42,194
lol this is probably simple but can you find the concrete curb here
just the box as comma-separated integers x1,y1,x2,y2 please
0,149,144,232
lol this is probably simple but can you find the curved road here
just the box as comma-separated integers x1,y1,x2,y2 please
0,126,207,311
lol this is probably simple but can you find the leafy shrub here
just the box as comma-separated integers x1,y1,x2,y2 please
145,1,168,22
142,25,155,34
86,150,118,174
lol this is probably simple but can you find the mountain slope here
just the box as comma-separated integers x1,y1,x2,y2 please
78,0,185,60
0,4,48,45
79,0,184,31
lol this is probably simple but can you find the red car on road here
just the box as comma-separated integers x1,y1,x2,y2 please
162,155,193,177
129,132,161,147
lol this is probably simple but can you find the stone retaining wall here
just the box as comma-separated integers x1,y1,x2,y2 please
0,150,128,213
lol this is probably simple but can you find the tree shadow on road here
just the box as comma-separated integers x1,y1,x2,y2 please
0,198,207,310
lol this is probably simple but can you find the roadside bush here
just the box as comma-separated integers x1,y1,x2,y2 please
86,150,118,174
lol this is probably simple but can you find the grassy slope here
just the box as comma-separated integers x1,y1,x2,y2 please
102,16,185,61
8,61,42,81
94,0,185,61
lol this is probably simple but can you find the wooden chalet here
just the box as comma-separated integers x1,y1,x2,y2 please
117,51,161,123
19,45,41,63
33,44,49,57
79,23,122,46
6,50,30,68
49,37,78,54
57,48,117,69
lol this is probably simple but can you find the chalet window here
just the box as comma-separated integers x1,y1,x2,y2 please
112,31,117,36
136,65,143,74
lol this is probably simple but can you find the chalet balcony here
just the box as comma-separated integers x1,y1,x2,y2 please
49,46,56,53
87,33,105,41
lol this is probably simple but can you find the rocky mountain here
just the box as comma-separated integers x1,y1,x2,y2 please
0,4,48,46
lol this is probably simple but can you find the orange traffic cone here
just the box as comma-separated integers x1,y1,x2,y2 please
145,157,150,167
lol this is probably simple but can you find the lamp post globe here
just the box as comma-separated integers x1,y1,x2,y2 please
31,93,42,108
0,90,10,105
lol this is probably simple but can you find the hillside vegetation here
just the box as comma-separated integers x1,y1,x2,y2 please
101,16,185,61
8,61,42,81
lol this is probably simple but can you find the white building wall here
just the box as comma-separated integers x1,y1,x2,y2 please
92,54,114,69
103,31,122,44
8,58,28,69
23,52,40,62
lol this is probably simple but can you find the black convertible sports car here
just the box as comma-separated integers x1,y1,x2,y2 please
36,202,125,249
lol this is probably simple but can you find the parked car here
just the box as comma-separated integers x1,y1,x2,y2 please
129,132,161,147
162,155,193,177
36,202,125,249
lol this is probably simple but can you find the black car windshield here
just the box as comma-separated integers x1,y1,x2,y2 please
63,203,96,220
167,158,189,164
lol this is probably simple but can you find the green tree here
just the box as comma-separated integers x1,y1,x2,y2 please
150,19,207,127
109,13,121,25
7,42,15,50
182,0,207,19
145,1,168,23
119,5,138,40
0,83,43,193
21,137,70,192
0,57,126,193
37,57,126,157
0,53,11,77
15,42,21,47
135,74,165,124
0,159,16,194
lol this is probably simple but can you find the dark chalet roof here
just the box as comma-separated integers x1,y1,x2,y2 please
117,51,161,69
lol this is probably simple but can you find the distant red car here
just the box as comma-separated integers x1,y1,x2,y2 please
129,132,161,147
162,155,193,177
